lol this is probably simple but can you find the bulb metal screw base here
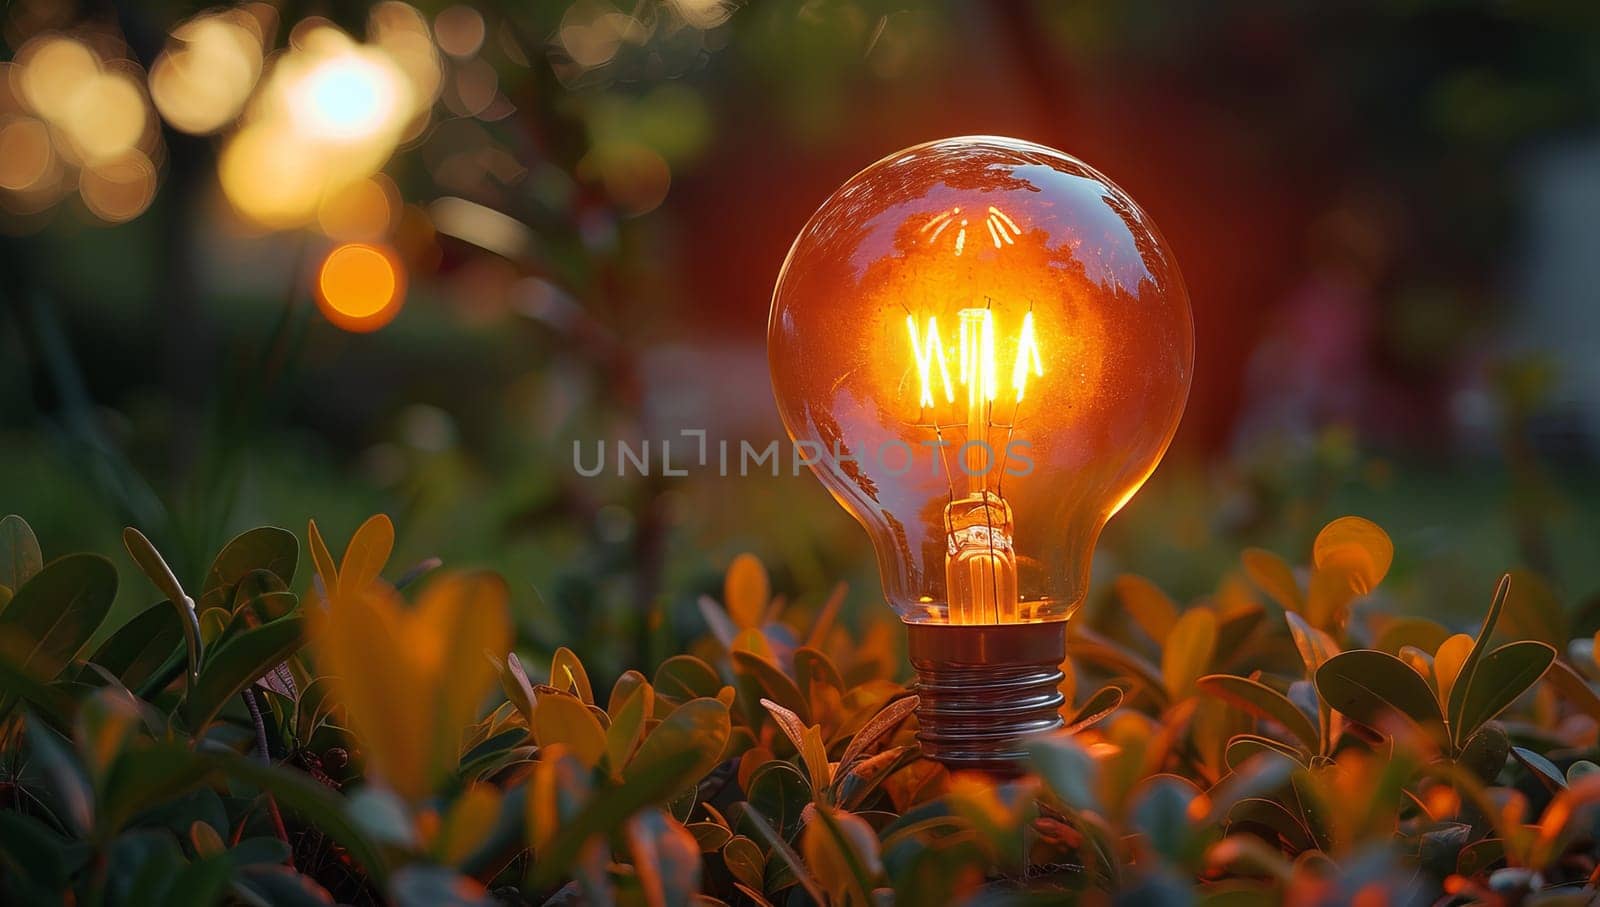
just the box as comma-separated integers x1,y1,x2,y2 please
906,621,1067,774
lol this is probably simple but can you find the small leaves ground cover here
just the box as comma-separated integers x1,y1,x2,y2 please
0,512,1596,904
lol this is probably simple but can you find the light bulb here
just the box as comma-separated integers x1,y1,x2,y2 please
768,136,1193,768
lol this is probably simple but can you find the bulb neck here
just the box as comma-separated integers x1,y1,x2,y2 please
906,621,1066,774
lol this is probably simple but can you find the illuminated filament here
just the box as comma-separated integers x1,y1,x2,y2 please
908,308,1043,409
906,315,955,407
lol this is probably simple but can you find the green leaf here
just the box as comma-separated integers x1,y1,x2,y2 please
1224,733,1307,770
1132,776,1206,864
25,719,92,833
1196,674,1319,752
1026,733,1100,811
652,655,722,705
803,804,881,905
1511,745,1565,793
1064,685,1124,734
604,683,651,774
0,554,117,681
1458,723,1510,785
532,691,607,769
732,650,808,724
233,865,340,906
198,527,298,613
1451,641,1555,745
208,751,387,883
166,853,232,906
99,744,217,834
744,759,809,840
0,811,74,893
1227,797,1314,852
834,745,917,811
625,697,731,804
1161,608,1217,699
1315,649,1444,736
722,835,765,891
0,515,43,600
1284,611,1339,681
793,646,844,705
390,865,492,907
1446,575,1512,737
836,694,918,776
735,801,828,906
182,615,306,730
624,810,702,907
1068,629,1167,704
1567,760,1600,785
531,746,706,889
87,602,183,689
0,655,77,727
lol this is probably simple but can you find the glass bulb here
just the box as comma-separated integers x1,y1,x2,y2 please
769,136,1193,629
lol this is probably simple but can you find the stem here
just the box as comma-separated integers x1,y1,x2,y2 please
242,688,294,865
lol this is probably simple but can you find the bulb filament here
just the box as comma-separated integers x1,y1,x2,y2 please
904,305,1045,625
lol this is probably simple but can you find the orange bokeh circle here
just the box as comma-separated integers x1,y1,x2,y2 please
315,241,405,332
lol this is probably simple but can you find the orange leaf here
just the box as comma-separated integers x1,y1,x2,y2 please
724,553,769,630
337,513,394,600
1434,633,1474,708
307,518,338,602
1312,516,1393,596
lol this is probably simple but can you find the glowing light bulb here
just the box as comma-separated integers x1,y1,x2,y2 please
768,136,1193,767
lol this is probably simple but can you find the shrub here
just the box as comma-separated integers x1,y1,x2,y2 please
0,511,1595,905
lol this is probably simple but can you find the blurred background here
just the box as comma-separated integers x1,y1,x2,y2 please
2,0,1598,678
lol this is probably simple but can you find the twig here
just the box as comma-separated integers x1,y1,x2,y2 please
242,687,294,866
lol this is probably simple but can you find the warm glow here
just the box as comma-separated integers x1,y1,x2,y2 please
14,36,100,121
769,137,1193,626
316,242,405,332
318,176,396,241
219,124,327,229
291,49,408,143
58,71,147,165
220,22,422,229
0,117,55,192
905,309,1043,411
149,10,263,135
79,152,157,222
434,5,486,58
7,34,161,223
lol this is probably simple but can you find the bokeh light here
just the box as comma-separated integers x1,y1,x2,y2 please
579,142,670,216
148,9,265,135
0,116,54,192
57,68,147,164
219,14,435,231
6,32,161,223
78,151,157,222
315,241,406,332
433,6,485,59
317,175,397,241
13,35,98,120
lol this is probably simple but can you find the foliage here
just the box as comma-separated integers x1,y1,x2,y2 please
1,510,1599,905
